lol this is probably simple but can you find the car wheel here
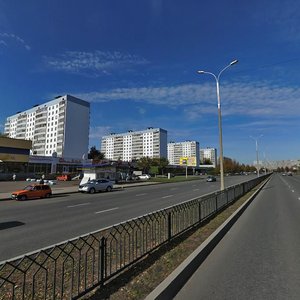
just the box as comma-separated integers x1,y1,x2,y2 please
19,195,27,201
106,186,112,192
89,188,95,194
45,193,51,198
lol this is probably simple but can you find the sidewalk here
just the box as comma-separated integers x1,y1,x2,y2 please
0,180,160,201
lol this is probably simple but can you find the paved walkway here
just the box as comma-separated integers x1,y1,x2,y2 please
0,180,160,200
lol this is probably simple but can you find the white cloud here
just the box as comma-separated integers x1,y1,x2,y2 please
138,107,146,115
44,50,149,76
89,125,112,140
77,81,300,119
0,40,7,47
0,33,31,50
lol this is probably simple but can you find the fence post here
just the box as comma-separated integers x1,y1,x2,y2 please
198,201,202,223
100,237,106,284
168,212,172,241
215,193,218,212
226,189,229,205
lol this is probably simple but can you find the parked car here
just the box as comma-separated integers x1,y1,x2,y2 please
56,174,71,181
206,176,217,182
78,179,113,194
11,184,52,200
138,174,151,180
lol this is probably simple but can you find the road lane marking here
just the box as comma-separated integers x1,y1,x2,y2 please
193,189,200,191
162,195,173,199
170,188,178,190
95,207,119,214
136,193,147,196
68,203,90,208
292,190,295,193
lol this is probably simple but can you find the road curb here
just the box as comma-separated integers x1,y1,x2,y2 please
145,177,271,300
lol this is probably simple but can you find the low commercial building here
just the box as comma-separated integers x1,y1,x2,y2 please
0,137,32,179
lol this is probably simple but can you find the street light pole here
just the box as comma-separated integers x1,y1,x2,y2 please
197,59,238,191
250,135,263,177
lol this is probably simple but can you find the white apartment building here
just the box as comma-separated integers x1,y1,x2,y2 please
200,147,217,167
168,141,200,166
101,128,167,161
4,95,90,158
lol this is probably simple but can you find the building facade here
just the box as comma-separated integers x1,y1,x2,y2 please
4,95,90,158
101,128,168,161
200,147,217,168
168,141,200,166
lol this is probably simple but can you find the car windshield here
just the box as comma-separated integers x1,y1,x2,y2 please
24,185,34,191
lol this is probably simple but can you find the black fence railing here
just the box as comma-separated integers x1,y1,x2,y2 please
0,174,271,300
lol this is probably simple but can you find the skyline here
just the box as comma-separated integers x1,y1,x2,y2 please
0,1,300,164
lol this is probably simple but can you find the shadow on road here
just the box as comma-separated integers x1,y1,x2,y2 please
0,221,25,230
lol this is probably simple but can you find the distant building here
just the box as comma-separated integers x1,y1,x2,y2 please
4,95,90,158
168,141,200,166
200,147,217,168
101,128,168,161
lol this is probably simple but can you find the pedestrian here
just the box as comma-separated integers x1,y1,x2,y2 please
12,174,16,181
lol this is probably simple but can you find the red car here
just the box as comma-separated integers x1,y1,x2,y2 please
11,184,52,200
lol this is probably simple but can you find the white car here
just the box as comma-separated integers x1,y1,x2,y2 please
138,174,151,180
78,179,113,193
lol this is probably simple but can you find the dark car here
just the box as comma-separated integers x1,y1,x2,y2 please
206,176,217,182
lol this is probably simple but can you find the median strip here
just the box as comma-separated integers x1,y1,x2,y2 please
95,207,119,214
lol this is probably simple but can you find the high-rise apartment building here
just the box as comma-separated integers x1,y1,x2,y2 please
200,147,217,167
4,95,90,158
168,141,200,166
101,128,167,161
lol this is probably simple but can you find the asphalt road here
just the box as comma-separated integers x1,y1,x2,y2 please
174,173,300,300
0,175,255,261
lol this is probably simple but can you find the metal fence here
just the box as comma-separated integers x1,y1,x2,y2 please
0,174,270,300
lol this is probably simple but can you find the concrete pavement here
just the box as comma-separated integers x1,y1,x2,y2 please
146,175,271,300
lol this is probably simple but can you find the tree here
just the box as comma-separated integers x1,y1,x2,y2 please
137,156,152,174
203,158,212,165
152,157,169,175
88,146,105,160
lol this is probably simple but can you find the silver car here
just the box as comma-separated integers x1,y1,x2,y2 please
78,179,113,194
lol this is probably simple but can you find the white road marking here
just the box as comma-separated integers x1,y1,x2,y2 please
136,193,147,196
68,203,90,208
95,207,119,214
298,197,300,200
162,195,173,199
292,190,295,193
170,188,178,190
193,189,200,191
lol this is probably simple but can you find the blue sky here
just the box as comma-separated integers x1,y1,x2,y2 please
0,0,300,164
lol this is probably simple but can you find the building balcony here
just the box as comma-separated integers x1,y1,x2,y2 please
33,144,45,150
34,140,46,146
35,119,47,125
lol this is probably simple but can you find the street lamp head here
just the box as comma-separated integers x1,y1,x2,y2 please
230,59,238,66
197,70,205,74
